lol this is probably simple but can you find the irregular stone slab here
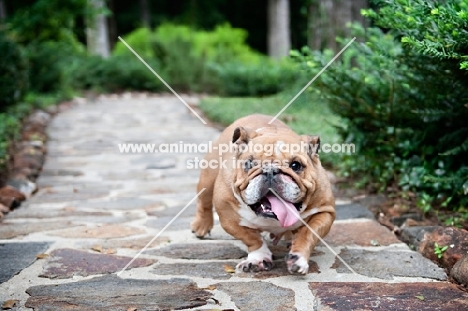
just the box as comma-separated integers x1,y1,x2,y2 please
0,242,51,283
30,189,109,203
0,221,73,239
26,275,212,310
146,216,193,230
50,224,145,239
352,194,386,210
97,235,169,250
145,158,177,169
147,242,247,259
6,207,130,224
74,140,117,151
450,253,468,287
409,226,468,271
83,197,158,210
390,213,422,226
152,262,238,279
100,170,156,181
0,195,18,209
35,177,88,188
7,178,37,198
40,169,83,177
214,281,295,311
399,226,437,249
269,243,324,261
146,203,196,217
310,282,468,310
40,248,155,278
237,258,320,279
332,248,447,280
325,220,401,246
335,203,374,220
202,224,236,240
0,185,26,202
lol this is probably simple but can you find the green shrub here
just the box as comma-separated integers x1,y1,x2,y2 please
9,0,88,45
212,59,299,96
0,113,21,167
114,24,261,64
113,24,270,92
26,41,82,94
71,54,164,92
0,31,29,111
293,0,468,212
113,27,156,59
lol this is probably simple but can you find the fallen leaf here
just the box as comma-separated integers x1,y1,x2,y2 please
200,286,213,290
415,295,424,301
223,264,236,273
2,299,19,309
36,253,49,259
105,248,116,254
91,244,103,253
126,308,137,311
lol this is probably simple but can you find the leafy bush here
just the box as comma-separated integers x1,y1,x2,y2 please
9,0,88,45
113,23,289,94
0,114,21,168
293,0,468,212
114,24,261,64
71,54,164,92
212,59,299,96
113,27,156,59
0,31,29,111
26,41,84,94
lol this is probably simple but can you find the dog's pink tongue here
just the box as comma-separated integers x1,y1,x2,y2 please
267,194,300,228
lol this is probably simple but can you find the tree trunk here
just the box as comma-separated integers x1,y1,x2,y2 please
107,0,118,50
267,0,291,59
352,0,369,28
140,0,150,28
0,0,6,24
189,0,198,27
308,0,368,52
87,0,110,58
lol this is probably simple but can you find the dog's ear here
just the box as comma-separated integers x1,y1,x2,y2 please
301,135,320,157
232,127,257,145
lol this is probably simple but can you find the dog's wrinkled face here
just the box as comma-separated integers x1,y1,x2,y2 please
231,126,320,228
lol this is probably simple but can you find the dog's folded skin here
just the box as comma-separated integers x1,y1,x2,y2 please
191,114,335,274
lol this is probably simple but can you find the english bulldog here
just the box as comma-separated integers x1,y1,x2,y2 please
191,114,335,274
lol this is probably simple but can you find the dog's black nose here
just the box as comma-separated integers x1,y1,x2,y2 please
263,165,279,181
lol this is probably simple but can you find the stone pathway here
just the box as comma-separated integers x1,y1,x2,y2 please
1,94,467,311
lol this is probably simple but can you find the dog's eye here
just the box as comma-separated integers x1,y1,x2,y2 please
290,161,303,172
243,159,254,171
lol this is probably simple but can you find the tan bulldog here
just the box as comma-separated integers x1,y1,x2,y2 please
191,114,335,274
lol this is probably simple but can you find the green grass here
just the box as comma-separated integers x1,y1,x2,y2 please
199,91,343,166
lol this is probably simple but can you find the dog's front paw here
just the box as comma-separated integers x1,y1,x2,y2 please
236,258,274,272
285,252,309,275
190,216,213,238
236,242,273,273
